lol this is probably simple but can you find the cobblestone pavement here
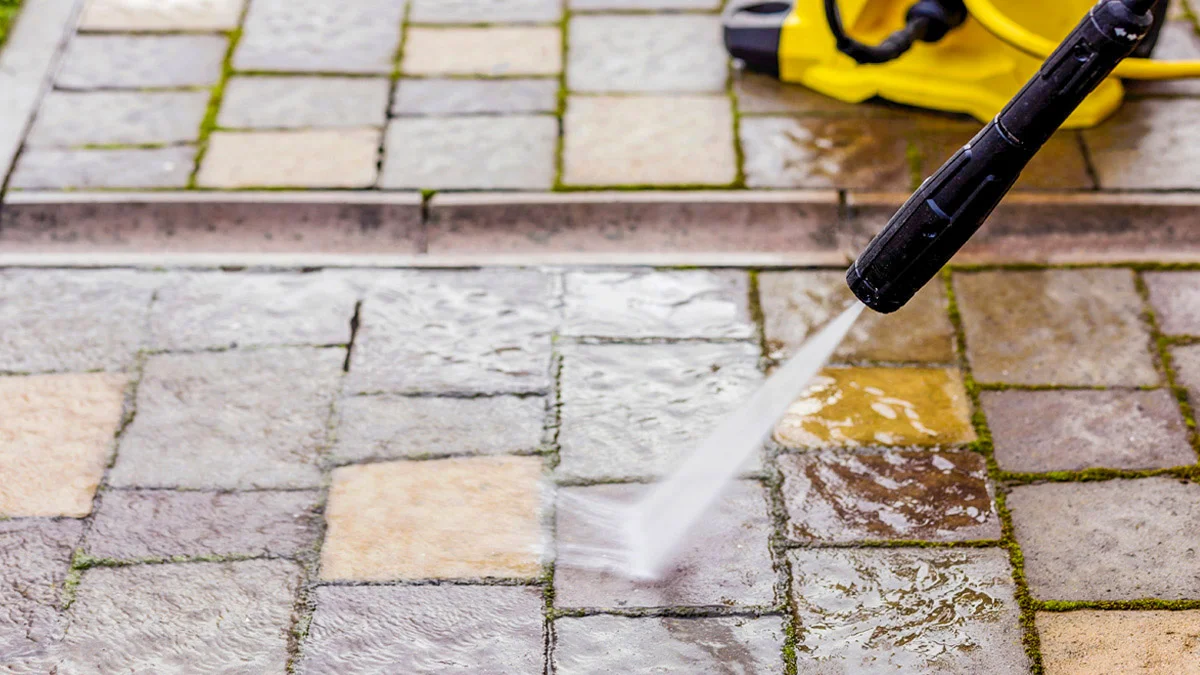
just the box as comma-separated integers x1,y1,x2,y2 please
2,264,1199,673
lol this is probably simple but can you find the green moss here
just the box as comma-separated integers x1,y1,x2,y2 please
747,271,770,366
727,65,747,190
0,0,21,50
552,9,570,190
1001,466,1200,484
905,139,923,191
1038,599,1200,611
1134,272,1200,461
188,26,243,189
782,615,799,675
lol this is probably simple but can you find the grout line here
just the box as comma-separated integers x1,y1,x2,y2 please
1074,130,1102,191
543,266,567,675
551,4,569,192
1134,270,1200,464
727,58,746,189
185,5,247,189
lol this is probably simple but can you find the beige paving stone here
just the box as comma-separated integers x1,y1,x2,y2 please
320,456,545,581
0,374,127,518
739,116,912,190
79,0,245,31
1038,610,1200,675
402,27,562,77
196,129,380,188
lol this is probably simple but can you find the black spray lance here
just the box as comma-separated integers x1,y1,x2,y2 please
847,0,1155,313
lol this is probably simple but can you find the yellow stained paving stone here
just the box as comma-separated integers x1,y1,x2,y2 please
401,27,562,77
773,367,976,448
1038,610,1200,675
320,456,545,581
0,373,127,517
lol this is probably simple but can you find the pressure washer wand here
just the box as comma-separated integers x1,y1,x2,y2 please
847,0,1156,313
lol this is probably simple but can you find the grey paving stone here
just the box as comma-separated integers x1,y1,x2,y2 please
297,585,544,674
346,270,556,395
789,548,1028,673
392,78,559,116
234,0,405,74
557,341,763,482
1146,271,1200,336
332,394,548,462
57,35,227,89
26,91,209,148
409,0,562,23
0,519,81,673
58,560,301,674
84,490,320,561
571,0,720,8
1008,478,1200,601
402,26,562,76
381,115,557,189
217,76,391,129
733,70,904,116
554,615,785,674
983,389,1194,473
10,147,197,189
563,270,754,339
1173,343,1200,402
109,348,344,490
0,269,157,373
555,481,775,608
568,15,727,93
955,269,1159,386
148,271,359,351
79,0,246,31
740,116,912,189
1083,99,1200,189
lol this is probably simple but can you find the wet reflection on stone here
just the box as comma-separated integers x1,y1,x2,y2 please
740,116,912,190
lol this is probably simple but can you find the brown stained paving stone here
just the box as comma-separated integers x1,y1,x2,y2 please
982,389,1194,473
83,490,319,561
392,78,559,116
401,27,562,76
108,348,344,490
320,456,545,581
758,270,956,364
554,481,775,608
912,125,1094,190
331,394,547,463
0,374,127,518
789,548,1028,673
1127,21,1200,97
234,0,405,74
740,116,913,190
56,35,227,89
297,585,544,674
1008,478,1200,601
0,519,82,673
1146,271,1200,335
380,116,558,190
10,147,198,190
58,560,301,675
567,15,727,93
772,367,976,449
954,269,1159,387
778,449,1000,543
197,129,381,189
557,342,763,482
562,269,754,339
1037,610,1200,675
410,0,562,22
79,0,245,31
733,70,907,117
26,91,210,148
554,615,786,674
1083,99,1200,190
218,77,391,129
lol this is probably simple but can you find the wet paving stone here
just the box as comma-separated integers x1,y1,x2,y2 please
562,269,753,339
10,147,197,189
58,560,301,674
380,116,557,189
1008,478,1200,601
778,449,999,543
79,0,245,31
557,341,762,481
83,490,319,561
759,271,956,364
197,129,381,188
320,456,545,581
0,374,126,518
234,0,405,74
983,389,1194,473
912,126,1093,190
346,270,556,395
1082,99,1200,190
402,27,562,76
739,116,912,189
788,548,1028,673
1146,271,1200,336
109,348,343,490
955,269,1159,386
218,77,391,129
27,91,209,148
554,615,786,674
1037,610,1200,675
772,367,976,449
57,35,227,89
554,481,775,608
0,519,81,673
410,0,562,22
392,78,559,116
568,15,727,93
298,585,544,674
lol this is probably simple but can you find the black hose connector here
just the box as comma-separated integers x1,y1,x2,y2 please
826,0,966,65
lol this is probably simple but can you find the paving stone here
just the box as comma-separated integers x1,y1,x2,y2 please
554,615,785,674
58,560,301,674
733,70,906,116
234,0,405,74
0,270,157,372
562,94,736,186
10,147,197,189
788,548,1028,673
109,348,343,490
381,116,557,189
1083,99,1200,189
0,374,126,518
568,15,726,93
554,481,775,608
79,0,245,31
1146,271,1200,335
320,456,545,581
57,35,227,89
84,490,319,561
759,270,956,364
557,341,763,481
1173,343,1200,401
0,519,82,672
409,0,562,22
1127,21,1200,97
297,585,544,674
402,27,562,76
346,270,555,395
983,389,1194,473
562,270,754,339
392,78,559,115
149,271,358,351
955,269,1158,386
196,129,380,188
913,126,1094,190
332,394,547,462
1037,610,1200,675
571,0,720,8
26,91,209,148
1008,478,1200,601
217,76,391,129
773,367,976,449
740,116,913,189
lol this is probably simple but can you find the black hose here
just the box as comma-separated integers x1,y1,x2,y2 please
823,0,966,65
